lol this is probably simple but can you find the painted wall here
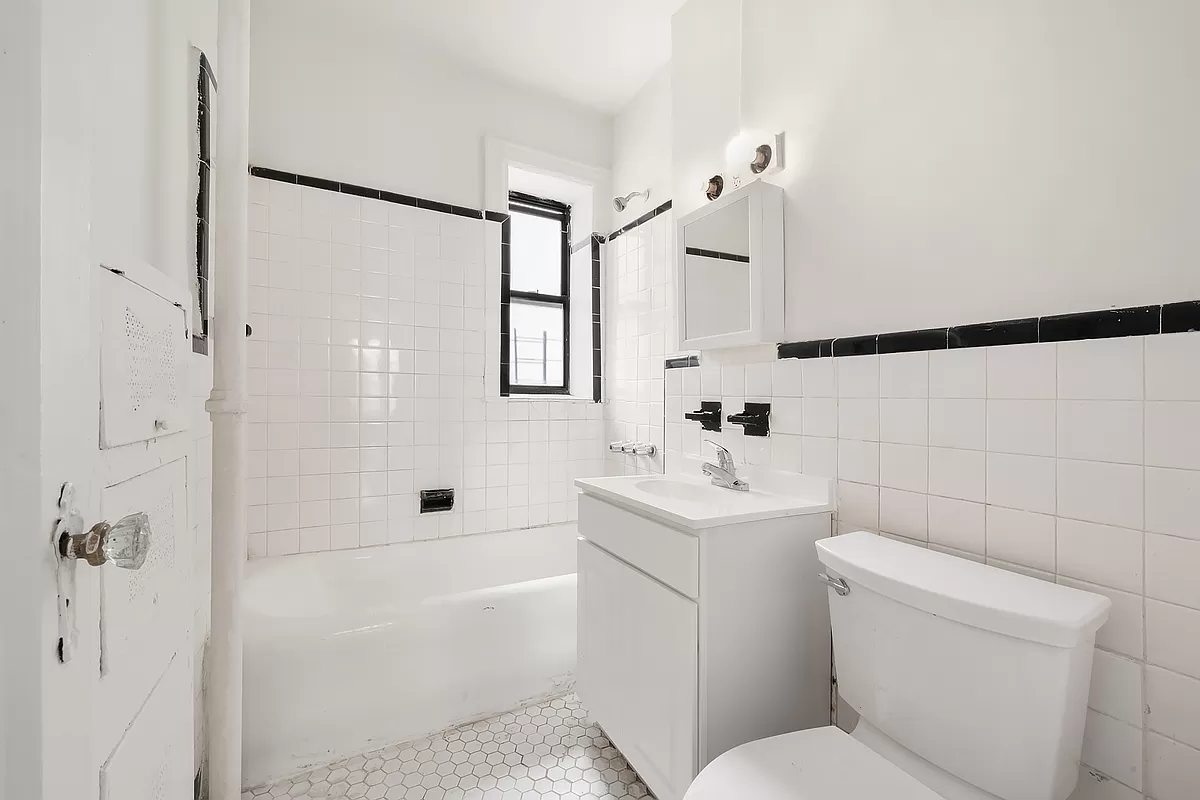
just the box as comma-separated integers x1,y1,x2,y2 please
612,67,673,231
249,0,614,211
732,0,1200,340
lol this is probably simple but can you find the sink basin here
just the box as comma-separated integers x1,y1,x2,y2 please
576,465,834,530
633,478,752,504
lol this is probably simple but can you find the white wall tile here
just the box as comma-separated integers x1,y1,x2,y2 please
986,505,1057,572
1144,732,1200,800
879,351,928,398
987,399,1056,456
880,399,928,445
879,443,928,493
837,356,879,398
1057,401,1143,465
1145,402,1200,470
929,347,986,398
1146,332,1200,401
1088,650,1144,728
1082,710,1142,792
802,398,838,438
772,398,803,435
838,439,879,485
1058,459,1144,530
1146,600,1200,680
1145,533,1200,611
1145,467,1200,541
929,447,986,502
928,399,986,450
927,496,985,555
837,481,879,530
1145,666,1200,752
988,452,1057,514
987,342,1056,399
802,436,838,479
802,358,836,397
838,398,879,441
879,488,928,541
1057,519,1143,594
1058,338,1144,401
771,359,804,397
1068,765,1142,800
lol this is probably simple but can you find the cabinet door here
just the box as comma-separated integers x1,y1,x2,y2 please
578,541,698,800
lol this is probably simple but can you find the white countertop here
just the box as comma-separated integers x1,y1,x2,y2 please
576,460,835,530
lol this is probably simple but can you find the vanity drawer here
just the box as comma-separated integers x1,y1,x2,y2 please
578,493,699,599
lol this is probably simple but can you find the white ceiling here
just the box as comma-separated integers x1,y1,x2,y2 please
339,0,687,114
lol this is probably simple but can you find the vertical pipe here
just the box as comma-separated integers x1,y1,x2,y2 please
205,0,249,795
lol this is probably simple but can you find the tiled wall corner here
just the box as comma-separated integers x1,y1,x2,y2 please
665,332,1200,798
246,176,604,558
604,211,673,476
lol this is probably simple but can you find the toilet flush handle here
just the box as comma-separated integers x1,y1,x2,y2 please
818,573,850,596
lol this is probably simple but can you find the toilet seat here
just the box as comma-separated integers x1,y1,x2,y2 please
683,726,944,800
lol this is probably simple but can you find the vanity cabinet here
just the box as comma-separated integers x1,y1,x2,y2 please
574,473,835,800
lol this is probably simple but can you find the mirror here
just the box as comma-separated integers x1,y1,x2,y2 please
676,180,784,349
682,198,751,340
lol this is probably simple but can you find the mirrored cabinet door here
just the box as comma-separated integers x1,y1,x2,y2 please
676,180,784,350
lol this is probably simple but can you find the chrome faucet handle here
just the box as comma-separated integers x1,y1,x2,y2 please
704,439,736,472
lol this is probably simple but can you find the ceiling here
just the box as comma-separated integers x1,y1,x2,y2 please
337,0,687,114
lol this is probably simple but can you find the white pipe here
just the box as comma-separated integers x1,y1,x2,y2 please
205,0,249,795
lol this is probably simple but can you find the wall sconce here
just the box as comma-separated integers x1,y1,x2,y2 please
725,131,785,177
704,175,724,201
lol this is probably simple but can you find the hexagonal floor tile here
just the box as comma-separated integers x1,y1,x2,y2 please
243,694,655,800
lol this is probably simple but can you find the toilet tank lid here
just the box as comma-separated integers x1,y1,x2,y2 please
816,532,1111,648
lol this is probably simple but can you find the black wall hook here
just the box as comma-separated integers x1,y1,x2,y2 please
727,402,771,437
684,401,722,432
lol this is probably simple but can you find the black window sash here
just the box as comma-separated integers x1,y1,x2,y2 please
506,191,570,394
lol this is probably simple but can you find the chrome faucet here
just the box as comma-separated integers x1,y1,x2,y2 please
702,440,750,491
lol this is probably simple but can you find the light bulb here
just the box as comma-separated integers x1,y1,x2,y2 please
725,132,757,167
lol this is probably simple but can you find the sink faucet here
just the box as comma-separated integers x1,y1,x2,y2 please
702,440,750,491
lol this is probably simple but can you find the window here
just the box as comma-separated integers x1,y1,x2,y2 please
503,191,570,394
193,52,214,355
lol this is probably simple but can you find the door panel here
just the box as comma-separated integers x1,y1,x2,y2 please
98,266,191,449
101,653,193,800
577,541,698,800
95,457,191,751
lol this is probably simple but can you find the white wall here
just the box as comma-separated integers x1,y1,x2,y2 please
249,0,614,210
612,67,673,230
735,0,1200,340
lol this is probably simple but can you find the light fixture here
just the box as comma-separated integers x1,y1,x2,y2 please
725,131,785,177
704,175,724,201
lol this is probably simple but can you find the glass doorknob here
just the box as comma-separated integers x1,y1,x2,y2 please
59,512,152,569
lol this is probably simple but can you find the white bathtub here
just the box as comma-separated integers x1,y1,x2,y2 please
242,524,578,787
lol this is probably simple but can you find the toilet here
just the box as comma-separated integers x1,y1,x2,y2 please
685,531,1111,800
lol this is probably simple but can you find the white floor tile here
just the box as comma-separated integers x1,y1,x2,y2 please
244,695,652,800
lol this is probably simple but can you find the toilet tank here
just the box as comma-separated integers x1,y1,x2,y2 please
816,533,1110,800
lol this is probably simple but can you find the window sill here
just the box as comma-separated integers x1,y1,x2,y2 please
507,394,596,403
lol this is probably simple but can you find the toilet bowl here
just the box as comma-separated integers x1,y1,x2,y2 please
684,531,1111,800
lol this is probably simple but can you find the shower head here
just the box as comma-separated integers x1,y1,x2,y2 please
613,190,649,213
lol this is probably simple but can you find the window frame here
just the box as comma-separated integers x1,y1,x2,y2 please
504,190,571,395
193,52,215,355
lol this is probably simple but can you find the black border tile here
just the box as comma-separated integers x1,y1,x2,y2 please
665,355,700,369
831,335,877,357
684,247,751,264
878,328,948,354
1163,301,1200,334
249,166,297,183
1039,306,1160,342
777,340,827,360
296,174,339,193
380,190,418,207
340,182,380,200
607,200,673,240
948,318,1039,349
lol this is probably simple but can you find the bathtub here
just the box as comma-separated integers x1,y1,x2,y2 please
242,524,578,787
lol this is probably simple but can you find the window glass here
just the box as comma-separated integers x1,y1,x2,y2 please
510,212,563,295
510,300,565,388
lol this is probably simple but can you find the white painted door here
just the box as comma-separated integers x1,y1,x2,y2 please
577,541,698,800
42,263,196,800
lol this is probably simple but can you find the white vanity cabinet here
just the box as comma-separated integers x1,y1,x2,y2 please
575,468,836,800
